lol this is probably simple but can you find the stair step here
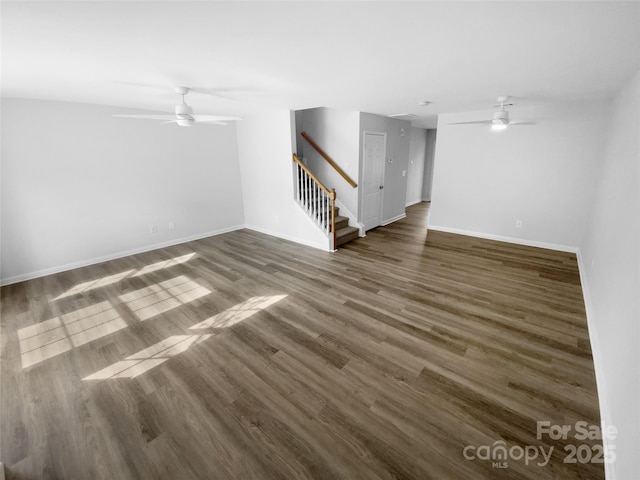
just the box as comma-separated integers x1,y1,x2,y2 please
335,226,359,247
334,215,349,231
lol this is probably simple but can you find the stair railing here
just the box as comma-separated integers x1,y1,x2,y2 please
300,131,357,188
292,153,336,248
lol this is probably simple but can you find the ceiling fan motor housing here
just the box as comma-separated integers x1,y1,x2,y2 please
175,104,193,116
492,110,509,125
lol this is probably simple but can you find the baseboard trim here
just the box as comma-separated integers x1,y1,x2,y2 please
575,250,614,480
382,213,407,226
243,225,331,252
405,199,423,207
0,225,246,286
427,224,579,253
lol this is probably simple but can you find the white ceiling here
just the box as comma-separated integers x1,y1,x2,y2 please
2,1,639,128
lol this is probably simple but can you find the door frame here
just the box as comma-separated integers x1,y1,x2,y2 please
360,130,387,232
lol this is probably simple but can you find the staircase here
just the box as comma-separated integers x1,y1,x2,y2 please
333,206,359,247
292,151,359,250
292,132,360,250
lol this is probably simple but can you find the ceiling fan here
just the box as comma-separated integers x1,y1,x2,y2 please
113,86,241,127
449,96,536,130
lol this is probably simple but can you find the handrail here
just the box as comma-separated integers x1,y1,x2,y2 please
292,153,337,248
300,131,358,188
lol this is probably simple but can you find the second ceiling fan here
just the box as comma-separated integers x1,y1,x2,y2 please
449,96,537,130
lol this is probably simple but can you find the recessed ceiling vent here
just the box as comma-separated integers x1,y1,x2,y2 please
387,113,419,121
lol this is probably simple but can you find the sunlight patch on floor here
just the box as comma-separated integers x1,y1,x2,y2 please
18,301,127,368
132,253,196,277
82,294,287,380
119,275,211,321
54,270,136,300
52,253,197,300
189,295,288,329
83,334,212,380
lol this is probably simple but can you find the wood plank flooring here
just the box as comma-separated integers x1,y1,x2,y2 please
1,203,604,479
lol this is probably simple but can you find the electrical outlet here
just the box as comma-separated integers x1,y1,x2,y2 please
169,221,175,230
516,220,523,228
150,225,158,234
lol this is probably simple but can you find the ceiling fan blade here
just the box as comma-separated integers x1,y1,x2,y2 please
190,120,227,125
188,88,238,101
113,114,175,120
448,120,493,125
192,114,241,122
509,120,537,125
189,86,266,100
160,119,228,126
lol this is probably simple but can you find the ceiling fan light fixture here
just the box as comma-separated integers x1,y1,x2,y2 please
490,109,509,130
177,118,194,127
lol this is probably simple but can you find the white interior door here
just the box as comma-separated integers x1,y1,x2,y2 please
362,132,386,231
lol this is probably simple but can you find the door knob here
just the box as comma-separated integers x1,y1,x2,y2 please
379,185,384,190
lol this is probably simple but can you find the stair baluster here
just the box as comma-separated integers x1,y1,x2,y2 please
292,154,336,248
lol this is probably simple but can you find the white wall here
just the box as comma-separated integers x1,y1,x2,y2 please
579,70,640,480
429,101,610,250
359,113,411,224
236,110,330,251
406,127,427,206
0,98,245,284
295,107,360,220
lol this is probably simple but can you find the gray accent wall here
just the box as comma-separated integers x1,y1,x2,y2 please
359,112,411,224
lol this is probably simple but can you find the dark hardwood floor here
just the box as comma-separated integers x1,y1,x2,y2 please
1,202,604,479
